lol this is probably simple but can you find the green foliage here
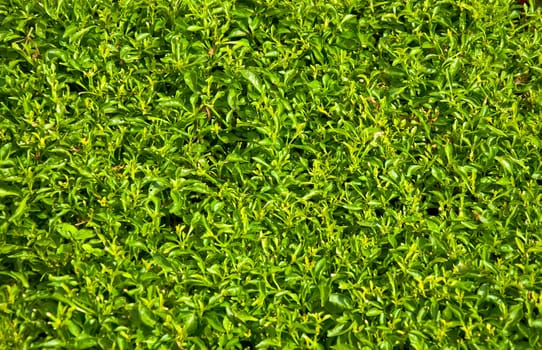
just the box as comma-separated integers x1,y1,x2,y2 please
1,0,542,348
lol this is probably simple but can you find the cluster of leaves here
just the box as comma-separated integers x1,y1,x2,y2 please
1,0,542,348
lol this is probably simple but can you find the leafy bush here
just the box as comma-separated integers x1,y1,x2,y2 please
1,0,541,348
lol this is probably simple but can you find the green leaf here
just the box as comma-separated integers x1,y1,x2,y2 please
184,71,198,92
58,223,78,240
495,156,513,174
328,293,353,310
73,336,98,349
505,304,524,330
240,69,264,94
0,271,30,288
38,339,66,348
327,322,352,337
431,166,446,182
256,338,281,348
74,229,95,241
366,308,383,317
9,195,29,222
184,312,199,335
0,185,20,197
138,304,157,328
158,98,184,108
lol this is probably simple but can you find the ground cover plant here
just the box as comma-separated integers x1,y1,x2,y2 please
1,0,542,348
